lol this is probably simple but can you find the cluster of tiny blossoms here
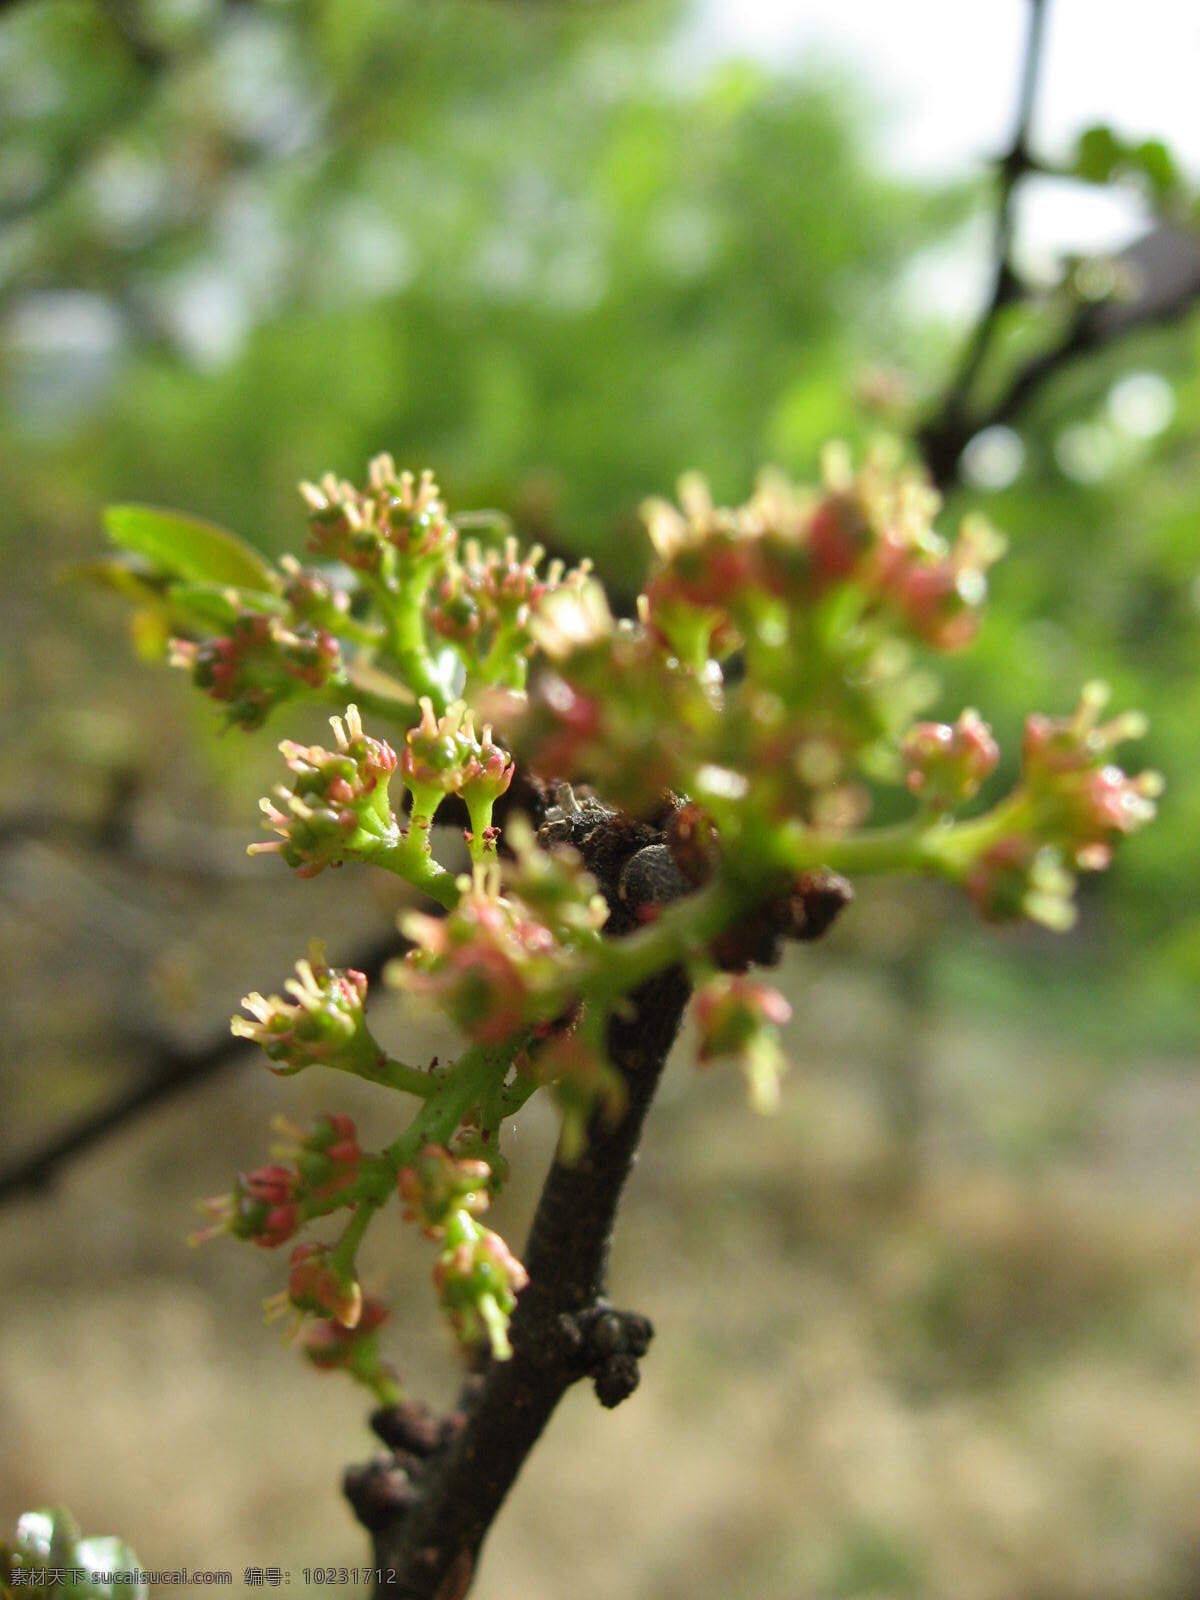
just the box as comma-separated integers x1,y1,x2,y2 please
170,612,341,730
508,446,1159,927
112,447,1159,1400
399,852,607,1045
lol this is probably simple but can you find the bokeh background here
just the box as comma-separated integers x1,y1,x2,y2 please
3,2,1200,1595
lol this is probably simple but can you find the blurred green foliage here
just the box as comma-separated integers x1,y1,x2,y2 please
1,0,1197,1051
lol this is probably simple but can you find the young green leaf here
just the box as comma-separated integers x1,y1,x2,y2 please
104,504,277,591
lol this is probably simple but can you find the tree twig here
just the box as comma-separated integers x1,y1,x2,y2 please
919,0,1050,487
0,930,407,1206
918,0,1200,491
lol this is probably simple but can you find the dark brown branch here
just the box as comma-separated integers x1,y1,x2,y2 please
919,0,1200,491
920,223,1200,489
918,0,1049,488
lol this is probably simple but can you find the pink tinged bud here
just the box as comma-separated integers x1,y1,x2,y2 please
303,1297,391,1371
902,709,999,808
433,1222,529,1355
694,976,792,1058
231,947,369,1074
1020,686,1161,863
806,494,872,587
197,1163,304,1249
693,975,791,1113
243,1164,297,1205
398,1144,493,1232
286,1243,363,1329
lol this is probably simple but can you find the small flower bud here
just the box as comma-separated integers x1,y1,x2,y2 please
432,1219,529,1359
232,945,374,1076
282,1242,363,1329
398,1145,493,1233
194,1163,301,1249
281,1113,363,1202
278,554,351,623
249,704,399,875
902,709,999,808
693,975,792,1113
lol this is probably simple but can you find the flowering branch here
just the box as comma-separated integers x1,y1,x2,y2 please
95,442,1157,1597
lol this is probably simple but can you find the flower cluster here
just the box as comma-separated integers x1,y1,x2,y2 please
231,946,376,1077
278,553,353,627
399,860,604,1045
249,705,399,876
1019,683,1161,868
512,450,1005,825
404,691,518,812
962,685,1161,928
302,457,456,574
194,1115,363,1250
170,611,341,729
639,449,1004,659
103,445,1163,1407
428,536,594,687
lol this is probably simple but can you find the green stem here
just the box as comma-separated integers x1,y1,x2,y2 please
325,1051,436,1098
366,836,460,909
465,792,497,864
772,792,1033,882
331,1194,378,1279
369,567,451,714
592,877,754,996
382,1043,517,1173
